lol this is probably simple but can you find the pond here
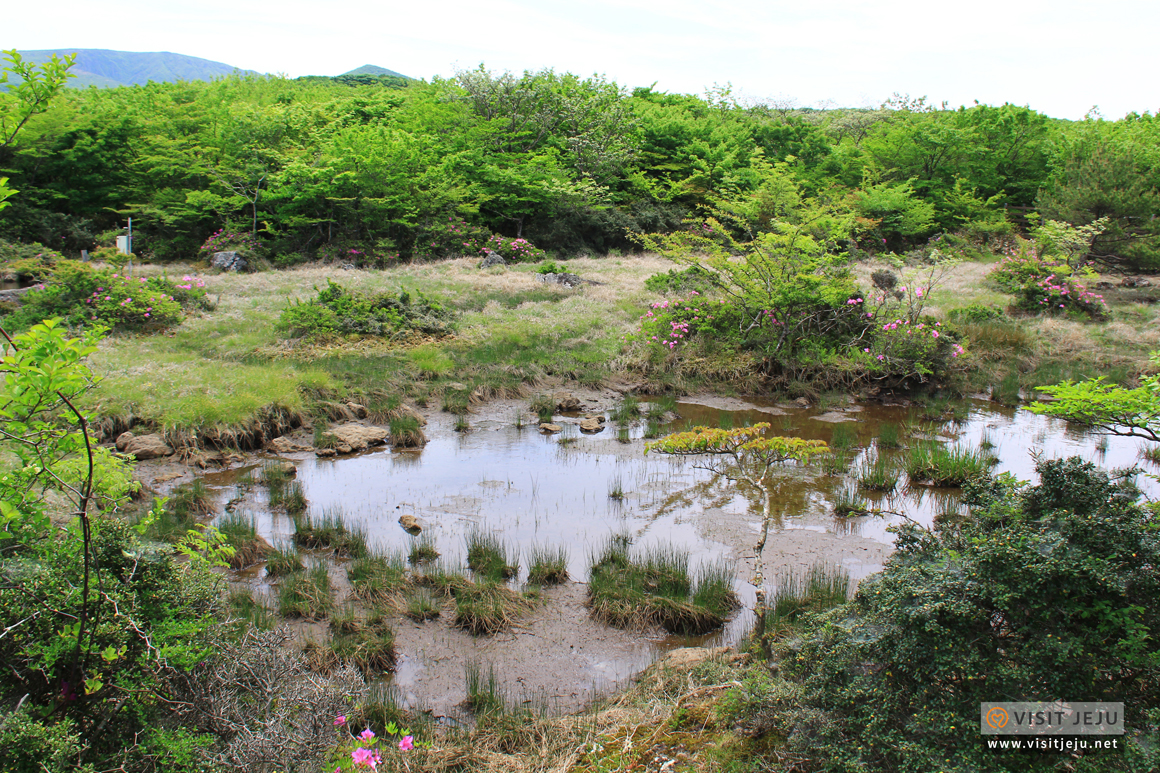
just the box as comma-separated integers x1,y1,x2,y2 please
205,393,1158,718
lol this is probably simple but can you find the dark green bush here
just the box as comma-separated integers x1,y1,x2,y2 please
278,280,454,338
774,458,1160,771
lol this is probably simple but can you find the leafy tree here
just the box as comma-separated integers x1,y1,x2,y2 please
1030,351,1160,442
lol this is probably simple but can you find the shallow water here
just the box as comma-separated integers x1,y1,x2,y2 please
210,395,1158,716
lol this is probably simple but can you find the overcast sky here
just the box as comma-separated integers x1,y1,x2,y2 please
8,0,1159,119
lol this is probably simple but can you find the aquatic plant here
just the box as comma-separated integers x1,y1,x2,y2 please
527,544,569,585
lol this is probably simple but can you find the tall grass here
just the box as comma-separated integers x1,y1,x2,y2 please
278,561,334,619
347,549,409,603
217,512,274,569
765,564,851,629
526,544,569,585
264,542,305,577
292,508,368,557
389,415,426,447
856,453,900,493
466,529,518,581
906,442,992,486
587,535,739,634
610,395,640,425
829,423,857,451
833,483,869,517
465,661,506,716
876,422,901,449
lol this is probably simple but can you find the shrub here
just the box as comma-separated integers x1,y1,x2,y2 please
2,260,209,333
481,234,547,262
775,458,1160,770
643,264,718,295
412,214,493,260
1013,272,1108,319
278,280,454,338
198,227,261,260
946,303,1006,324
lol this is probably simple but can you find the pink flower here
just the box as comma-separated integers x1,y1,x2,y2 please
931,331,939,338
334,716,346,726
351,747,379,768
359,729,376,741
398,736,414,751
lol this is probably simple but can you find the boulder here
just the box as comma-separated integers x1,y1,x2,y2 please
320,422,390,454
554,392,582,412
536,272,584,288
579,417,605,433
399,514,422,533
480,249,506,269
114,431,136,452
122,433,174,460
211,251,247,272
0,286,31,305
539,423,562,433
267,436,312,454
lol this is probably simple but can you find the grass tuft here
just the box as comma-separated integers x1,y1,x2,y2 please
587,535,739,635
764,564,851,634
217,512,274,569
464,661,506,716
876,422,902,449
526,544,569,585
407,533,440,564
856,453,900,493
610,394,640,425
389,415,427,447
292,508,368,557
403,589,441,621
278,561,334,619
906,442,993,486
833,483,869,517
264,542,305,577
347,549,409,604
466,528,519,582
529,394,554,423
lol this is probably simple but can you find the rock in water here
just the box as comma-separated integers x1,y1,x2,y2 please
539,423,562,433
320,422,390,454
211,251,247,272
554,392,582,412
399,514,422,533
579,417,604,433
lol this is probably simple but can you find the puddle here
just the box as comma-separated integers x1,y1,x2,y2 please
206,395,1158,718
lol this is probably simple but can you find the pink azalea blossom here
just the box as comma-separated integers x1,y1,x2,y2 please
359,729,376,741
334,716,346,726
398,736,414,751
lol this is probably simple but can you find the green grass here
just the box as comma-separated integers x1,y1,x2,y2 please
388,415,426,447
765,564,851,630
587,535,739,635
454,415,470,432
217,511,273,569
608,476,625,500
876,422,902,449
833,483,869,517
856,453,900,493
327,608,397,675
407,534,440,564
829,423,857,451
282,481,308,515
610,394,640,425
465,661,506,716
403,589,441,621
454,581,537,635
278,561,334,619
264,542,305,577
292,508,368,557
227,587,276,630
819,449,852,476
529,394,555,423
906,442,993,486
466,529,518,582
645,395,677,421
643,418,661,439
526,544,569,585
347,549,409,603
168,478,215,518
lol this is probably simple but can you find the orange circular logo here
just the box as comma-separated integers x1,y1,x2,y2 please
985,706,1009,730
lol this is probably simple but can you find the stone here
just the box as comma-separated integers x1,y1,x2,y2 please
539,423,562,433
399,514,422,533
554,392,582,412
579,417,604,433
582,414,606,423
267,436,311,454
480,249,506,268
211,251,247,272
793,397,811,409
316,448,337,457
270,461,297,477
151,472,184,484
320,422,390,454
344,402,369,419
114,431,135,452
122,433,174,460
536,272,584,288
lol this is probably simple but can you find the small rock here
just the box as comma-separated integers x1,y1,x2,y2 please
344,402,369,419
793,397,811,409
582,414,607,423
539,423,562,433
317,448,337,458
399,514,422,533
269,461,297,477
115,431,136,452
579,418,604,433
536,272,584,288
151,472,184,484
479,249,506,269
122,433,173,461
336,443,353,454
211,250,247,272
320,422,390,454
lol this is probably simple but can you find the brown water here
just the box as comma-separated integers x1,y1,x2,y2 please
209,395,1158,717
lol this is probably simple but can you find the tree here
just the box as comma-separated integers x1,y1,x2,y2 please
646,424,828,654
1029,352,1160,442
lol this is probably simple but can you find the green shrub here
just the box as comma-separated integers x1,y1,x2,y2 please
0,710,92,773
643,264,718,295
1013,272,1108,319
776,458,1160,770
946,303,1007,324
278,280,454,338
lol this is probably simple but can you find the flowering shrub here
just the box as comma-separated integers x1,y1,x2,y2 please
6,260,209,333
1014,273,1107,319
987,241,1096,292
198,228,261,259
412,215,548,262
480,234,547,263
328,717,422,771
631,291,740,350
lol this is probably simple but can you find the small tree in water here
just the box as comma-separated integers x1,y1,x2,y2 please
646,423,828,654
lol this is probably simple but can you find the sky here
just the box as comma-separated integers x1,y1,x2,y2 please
7,0,1160,120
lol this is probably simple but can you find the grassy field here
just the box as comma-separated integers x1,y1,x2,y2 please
78,253,1160,443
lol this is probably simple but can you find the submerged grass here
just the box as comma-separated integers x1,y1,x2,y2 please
292,507,368,557
906,442,993,486
526,544,569,585
587,535,739,635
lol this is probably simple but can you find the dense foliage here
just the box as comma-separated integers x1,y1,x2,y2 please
278,280,454,338
0,66,1155,269
769,458,1160,771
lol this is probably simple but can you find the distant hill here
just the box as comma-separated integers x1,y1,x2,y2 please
341,64,411,79
15,49,257,88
